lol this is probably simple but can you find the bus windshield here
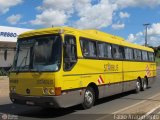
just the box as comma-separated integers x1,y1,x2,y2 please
13,35,62,72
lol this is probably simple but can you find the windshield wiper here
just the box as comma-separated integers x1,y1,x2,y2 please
17,49,30,73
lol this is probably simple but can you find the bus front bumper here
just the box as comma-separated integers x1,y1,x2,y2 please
10,90,84,108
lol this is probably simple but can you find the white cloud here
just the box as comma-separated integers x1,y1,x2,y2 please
112,23,125,30
42,0,74,12
114,0,160,9
148,36,160,46
128,34,136,43
149,36,160,46
127,23,160,46
31,0,160,30
148,23,160,35
75,0,117,29
0,0,22,14
31,0,117,29
31,10,67,27
7,14,22,25
31,0,74,27
119,12,130,19
127,32,143,43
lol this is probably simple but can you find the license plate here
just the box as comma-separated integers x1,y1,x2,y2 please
26,101,35,105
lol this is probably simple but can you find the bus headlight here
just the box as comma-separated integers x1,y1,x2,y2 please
43,88,48,95
49,88,55,95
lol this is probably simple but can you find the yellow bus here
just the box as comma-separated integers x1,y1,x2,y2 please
9,27,156,109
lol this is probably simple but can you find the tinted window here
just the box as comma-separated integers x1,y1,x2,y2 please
98,42,112,58
134,49,142,60
148,52,154,61
124,48,133,60
81,38,97,57
33,36,61,71
16,35,62,72
64,35,77,71
112,45,124,59
142,51,148,61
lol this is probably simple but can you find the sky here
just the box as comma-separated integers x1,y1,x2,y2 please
0,0,160,47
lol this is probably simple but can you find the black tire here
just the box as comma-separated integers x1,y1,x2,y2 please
82,87,95,109
135,80,141,93
141,78,148,91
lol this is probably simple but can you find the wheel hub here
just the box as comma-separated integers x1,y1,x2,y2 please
85,90,93,105
137,81,140,91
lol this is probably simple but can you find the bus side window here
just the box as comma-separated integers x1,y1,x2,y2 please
80,39,97,58
134,49,142,61
105,44,112,58
148,52,154,61
142,51,148,61
112,45,119,59
112,45,124,59
119,46,125,59
64,35,77,71
98,42,112,59
124,47,134,60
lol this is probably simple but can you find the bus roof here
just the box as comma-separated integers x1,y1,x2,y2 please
18,26,153,52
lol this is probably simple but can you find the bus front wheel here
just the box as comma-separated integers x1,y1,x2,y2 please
135,80,141,93
82,87,95,109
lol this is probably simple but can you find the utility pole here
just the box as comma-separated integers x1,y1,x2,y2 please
143,23,150,46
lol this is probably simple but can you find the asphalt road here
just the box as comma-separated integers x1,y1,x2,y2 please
0,69,160,120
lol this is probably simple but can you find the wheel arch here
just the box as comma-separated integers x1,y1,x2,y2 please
137,76,142,84
87,82,99,99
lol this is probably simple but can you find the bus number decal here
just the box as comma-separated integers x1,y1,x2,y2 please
104,63,118,72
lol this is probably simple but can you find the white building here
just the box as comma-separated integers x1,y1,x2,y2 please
0,26,32,70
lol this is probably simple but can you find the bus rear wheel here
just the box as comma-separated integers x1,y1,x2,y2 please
82,87,95,109
141,78,148,91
